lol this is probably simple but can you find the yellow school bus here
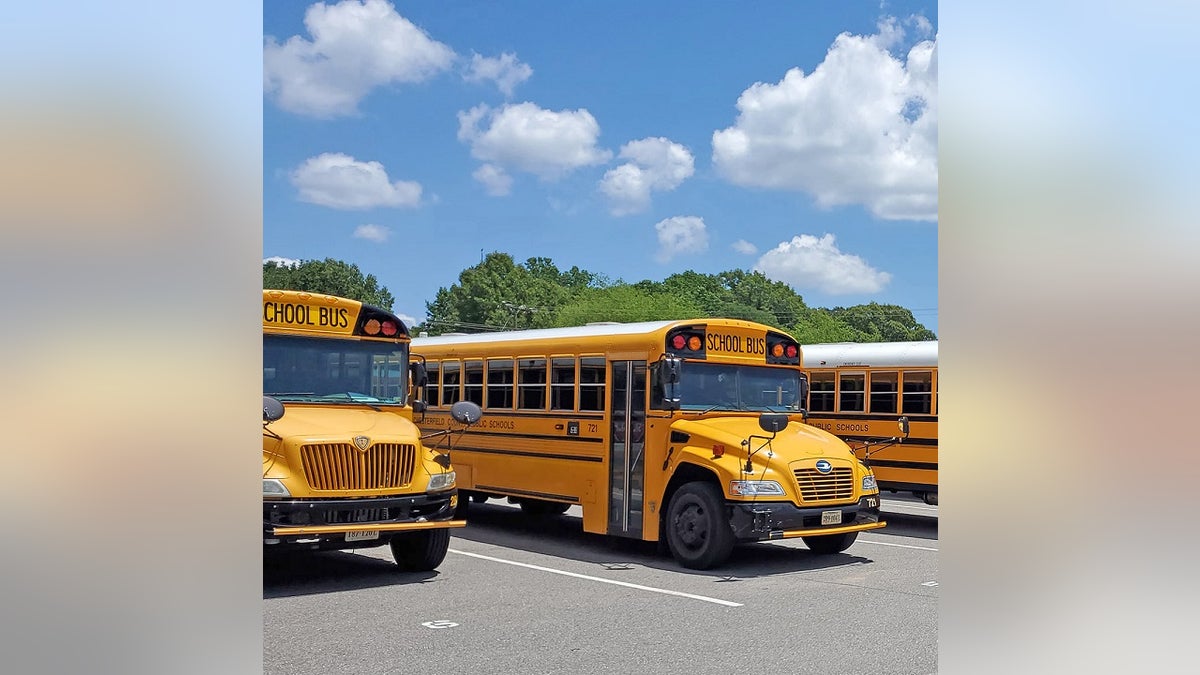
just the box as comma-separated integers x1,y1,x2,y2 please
262,289,481,571
802,340,938,505
411,319,885,569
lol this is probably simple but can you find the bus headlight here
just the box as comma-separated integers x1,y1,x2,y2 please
427,471,457,492
862,475,878,491
729,480,785,496
263,479,290,498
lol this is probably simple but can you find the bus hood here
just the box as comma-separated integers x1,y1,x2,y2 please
670,415,847,457
263,404,419,443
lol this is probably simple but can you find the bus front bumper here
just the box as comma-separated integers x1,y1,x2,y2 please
728,495,885,541
264,491,461,550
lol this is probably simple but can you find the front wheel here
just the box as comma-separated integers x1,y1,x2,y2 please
665,482,735,570
390,528,451,571
801,531,858,555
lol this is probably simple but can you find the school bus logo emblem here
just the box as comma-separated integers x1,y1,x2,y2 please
353,436,370,451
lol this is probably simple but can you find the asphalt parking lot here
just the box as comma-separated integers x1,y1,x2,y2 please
264,495,937,675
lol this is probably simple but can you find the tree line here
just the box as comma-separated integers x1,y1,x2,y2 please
264,254,935,343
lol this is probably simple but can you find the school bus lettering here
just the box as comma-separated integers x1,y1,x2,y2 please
836,423,871,433
263,301,349,329
706,332,766,356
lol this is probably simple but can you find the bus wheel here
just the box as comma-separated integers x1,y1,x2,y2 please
390,528,451,572
801,532,858,555
665,482,734,570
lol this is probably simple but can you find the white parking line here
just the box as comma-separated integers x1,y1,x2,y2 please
858,539,938,552
449,549,743,607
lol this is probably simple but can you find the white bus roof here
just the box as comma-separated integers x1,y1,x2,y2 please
801,341,938,368
412,320,683,347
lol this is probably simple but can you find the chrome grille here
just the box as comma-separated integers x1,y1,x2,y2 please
793,467,854,502
300,443,416,491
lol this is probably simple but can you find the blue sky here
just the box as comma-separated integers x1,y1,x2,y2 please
264,0,938,334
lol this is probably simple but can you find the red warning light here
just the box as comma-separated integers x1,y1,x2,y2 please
712,444,725,458
672,335,687,350
786,345,798,358
381,321,398,336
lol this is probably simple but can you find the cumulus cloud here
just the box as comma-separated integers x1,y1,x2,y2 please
464,52,532,97
599,137,695,215
353,224,390,242
457,102,612,181
473,163,513,196
732,239,758,255
754,233,891,294
712,16,937,221
264,256,301,268
654,216,709,263
264,0,455,118
290,152,422,209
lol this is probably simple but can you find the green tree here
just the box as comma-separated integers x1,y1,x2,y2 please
263,258,395,310
554,285,704,325
829,303,936,341
423,253,572,333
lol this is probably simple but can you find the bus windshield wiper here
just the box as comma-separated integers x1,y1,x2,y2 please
313,393,383,411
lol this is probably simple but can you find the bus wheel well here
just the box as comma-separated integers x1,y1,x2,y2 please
660,462,721,538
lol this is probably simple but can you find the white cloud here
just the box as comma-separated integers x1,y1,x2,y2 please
732,239,758,255
290,152,422,209
264,256,301,268
263,0,455,118
395,311,419,328
473,163,513,196
353,223,390,242
464,52,532,97
599,137,695,215
712,16,937,221
754,233,891,294
654,216,709,263
457,102,612,180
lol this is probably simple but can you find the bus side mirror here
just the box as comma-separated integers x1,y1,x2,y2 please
759,413,789,434
450,400,483,426
264,396,285,423
799,375,809,406
412,400,428,414
660,356,682,411
897,416,910,438
410,362,428,389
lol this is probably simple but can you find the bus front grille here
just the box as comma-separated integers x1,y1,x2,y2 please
793,467,854,502
300,443,416,491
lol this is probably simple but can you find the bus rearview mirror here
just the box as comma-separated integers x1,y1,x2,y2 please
264,396,285,423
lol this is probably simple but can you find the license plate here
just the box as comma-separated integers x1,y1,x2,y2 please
821,510,842,525
345,530,379,542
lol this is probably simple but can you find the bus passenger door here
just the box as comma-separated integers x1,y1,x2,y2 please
608,360,647,538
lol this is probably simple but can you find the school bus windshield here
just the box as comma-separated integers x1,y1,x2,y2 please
263,334,409,404
662,362,803,412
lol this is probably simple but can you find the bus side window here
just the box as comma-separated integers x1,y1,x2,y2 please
518,357,547,410
808,372,836,412
903,371,932,414
442,361,461,405
486,358,514,409
464,360,484,406
425,361,441,407
870,371,898,414
551,357,576,411
579,357,605,411
839,372,865,412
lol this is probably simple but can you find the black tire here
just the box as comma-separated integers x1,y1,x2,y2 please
665,482,735,570
453,494,470,519
390,528,451,571
801,531,858,555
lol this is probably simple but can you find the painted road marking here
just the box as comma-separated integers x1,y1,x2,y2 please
858,539,939,552
421,620,459,629
449,549,743,607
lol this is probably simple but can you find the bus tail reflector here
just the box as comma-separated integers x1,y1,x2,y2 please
712,444,725,458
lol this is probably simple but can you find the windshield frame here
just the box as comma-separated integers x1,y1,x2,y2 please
651,361,804,412
263,334,410,406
